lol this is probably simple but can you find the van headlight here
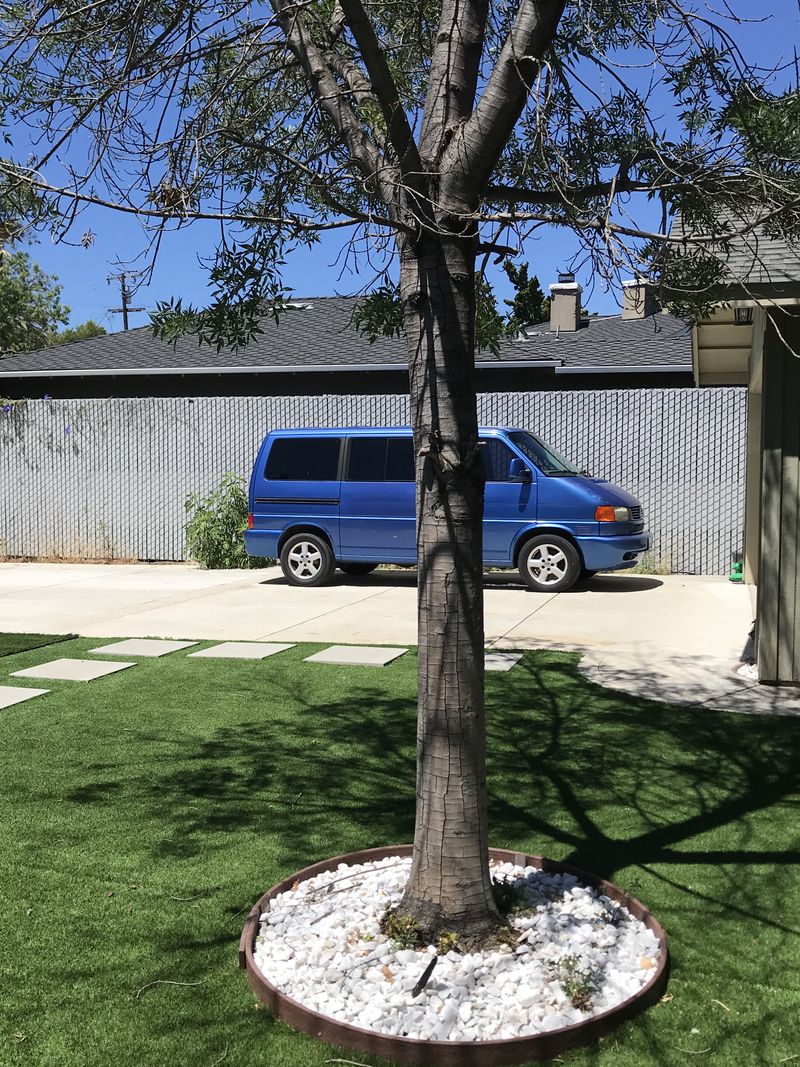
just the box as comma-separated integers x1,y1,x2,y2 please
595,506,631,522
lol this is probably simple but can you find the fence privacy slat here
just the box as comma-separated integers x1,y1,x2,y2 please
0,388,746,574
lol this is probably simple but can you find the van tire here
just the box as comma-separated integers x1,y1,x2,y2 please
280,533,336,587
518,535,581,593
338,563,379,576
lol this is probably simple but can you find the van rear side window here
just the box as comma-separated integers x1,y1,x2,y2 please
265,437,341,480
347,437,414,481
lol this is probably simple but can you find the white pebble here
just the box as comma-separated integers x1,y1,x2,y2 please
252,855,660,1043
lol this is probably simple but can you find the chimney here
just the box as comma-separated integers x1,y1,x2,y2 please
621,278,656,319
548,271,582,333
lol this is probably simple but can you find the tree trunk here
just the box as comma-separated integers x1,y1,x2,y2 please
396,230,501,942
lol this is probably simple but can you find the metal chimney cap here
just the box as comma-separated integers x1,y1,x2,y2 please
557,271,576,284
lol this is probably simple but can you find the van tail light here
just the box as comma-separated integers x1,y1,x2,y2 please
247,513,254,529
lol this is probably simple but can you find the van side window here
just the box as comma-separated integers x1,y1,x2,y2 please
385,438,414,481
480,438,515,482
348,437,387,481
347,437,414,481
265,437,341,481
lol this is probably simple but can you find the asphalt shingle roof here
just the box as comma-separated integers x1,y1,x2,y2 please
502,312,691,368
673,210,800,287
0,295,691,376
715,226,800,286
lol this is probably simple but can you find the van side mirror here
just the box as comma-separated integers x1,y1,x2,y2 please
508,458,532,482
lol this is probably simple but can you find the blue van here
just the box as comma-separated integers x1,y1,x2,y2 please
244,427,649,592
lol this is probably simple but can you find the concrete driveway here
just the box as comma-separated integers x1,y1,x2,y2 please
2,559,789,715
0,559,743,647
1,560,796,713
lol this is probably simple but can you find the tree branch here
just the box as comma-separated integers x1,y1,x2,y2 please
419,0,490,167
472,208,718,246
336,0,424,186
268,0,398,210
0,163,402,232
484,178,680,206
450,0,567,194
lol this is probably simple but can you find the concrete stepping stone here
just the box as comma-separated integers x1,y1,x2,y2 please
11,658,135,682
485,652,524,672
189,642,295,660
304,645,408,667
0,685,50,709
88,639,197,657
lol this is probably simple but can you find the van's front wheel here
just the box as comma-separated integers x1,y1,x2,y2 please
280,533,336,587
518,535,581,593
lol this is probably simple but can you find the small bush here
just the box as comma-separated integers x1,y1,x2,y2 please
492,875,527,915
436,930,459,955
551,954,599,1011
380,907,423,949
184,472,272,569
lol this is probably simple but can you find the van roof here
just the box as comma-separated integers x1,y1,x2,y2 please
265,426,520,437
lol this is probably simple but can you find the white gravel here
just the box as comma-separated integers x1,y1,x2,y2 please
253,855,661,1042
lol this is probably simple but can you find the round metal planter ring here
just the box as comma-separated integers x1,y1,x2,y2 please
239,845,669,1066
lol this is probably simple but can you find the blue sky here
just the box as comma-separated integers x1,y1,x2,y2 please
20,2,799,332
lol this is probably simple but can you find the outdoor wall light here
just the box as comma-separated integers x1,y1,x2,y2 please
734,307,754,326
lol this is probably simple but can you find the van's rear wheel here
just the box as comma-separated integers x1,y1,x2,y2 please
280,533,336,587
338,563,378,576
518,535,581,593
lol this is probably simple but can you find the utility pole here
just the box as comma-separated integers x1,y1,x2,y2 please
107,272,145,330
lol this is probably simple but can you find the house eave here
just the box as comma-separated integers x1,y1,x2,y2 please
0,359,565,379
554,364,693,375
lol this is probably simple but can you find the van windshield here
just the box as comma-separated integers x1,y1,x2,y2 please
506,430,582,477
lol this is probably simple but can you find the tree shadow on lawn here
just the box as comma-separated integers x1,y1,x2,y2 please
123,653,800,915
491,655,800,873
59,651,800,1063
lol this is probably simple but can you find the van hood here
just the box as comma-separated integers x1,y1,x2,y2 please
553,475,641,509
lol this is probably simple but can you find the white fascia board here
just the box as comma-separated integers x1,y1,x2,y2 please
0,360,563,379
555,364,692,374
475,360,560,369
0,363,404,378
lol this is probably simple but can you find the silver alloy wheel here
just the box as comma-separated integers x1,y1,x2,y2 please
287,540,323,580
526,542,569,585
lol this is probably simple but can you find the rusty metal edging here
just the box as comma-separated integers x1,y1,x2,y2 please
240,845,669,1066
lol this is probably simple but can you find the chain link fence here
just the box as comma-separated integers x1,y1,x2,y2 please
0,388,746,573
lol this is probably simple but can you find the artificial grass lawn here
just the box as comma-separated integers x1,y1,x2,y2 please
0,632,73,657
0,639,798,1067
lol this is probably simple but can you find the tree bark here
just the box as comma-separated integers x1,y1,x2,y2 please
396,227,500,941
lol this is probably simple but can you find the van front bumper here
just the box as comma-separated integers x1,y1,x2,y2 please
579,532,650,571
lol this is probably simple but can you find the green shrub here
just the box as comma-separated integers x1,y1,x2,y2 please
184,472,272,569
492,875,527,915
551,954,599,1011
380,907,423,949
